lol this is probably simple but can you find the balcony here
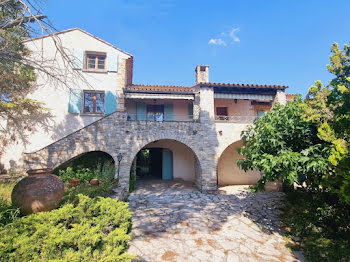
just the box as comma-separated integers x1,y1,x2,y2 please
127,113,194,122
215,115,257,123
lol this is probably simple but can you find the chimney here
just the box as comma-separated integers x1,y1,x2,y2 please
195,65,209,84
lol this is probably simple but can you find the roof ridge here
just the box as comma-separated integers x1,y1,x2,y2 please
24,28,132,57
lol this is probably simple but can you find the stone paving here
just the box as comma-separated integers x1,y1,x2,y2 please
128,180,303,262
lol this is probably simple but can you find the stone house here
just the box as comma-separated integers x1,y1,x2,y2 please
2,28,290,192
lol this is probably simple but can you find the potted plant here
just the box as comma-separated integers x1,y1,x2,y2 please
69,178,80,187
90,178,99,186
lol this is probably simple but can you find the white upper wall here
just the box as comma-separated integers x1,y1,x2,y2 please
2,29,132,170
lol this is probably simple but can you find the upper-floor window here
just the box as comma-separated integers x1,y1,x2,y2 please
85,52,106,70
147,105,164,121
83,91,105,113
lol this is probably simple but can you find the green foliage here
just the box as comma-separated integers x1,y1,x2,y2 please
281,190,350,261
0,197,20,226
58,161,115,186
58,166,95,183
0,194,134,262
60,184,111,206
0,1,49,149
0,180,16,203
238,98,330,191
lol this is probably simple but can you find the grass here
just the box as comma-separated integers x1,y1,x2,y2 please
280,190,350,262
0,181,16,204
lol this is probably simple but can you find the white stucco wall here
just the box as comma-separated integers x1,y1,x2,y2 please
1,29,132,170
144,139,195,182
217,140,261,186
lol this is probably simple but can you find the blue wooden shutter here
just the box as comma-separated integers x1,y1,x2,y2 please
68,88,82,113
188,103,193,119
162,149,173,180
107,52,119,72
72,49,84,69
136,102,146,120
105,91,117,114
164,104,174,121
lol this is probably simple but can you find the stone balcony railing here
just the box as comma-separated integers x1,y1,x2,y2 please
214,115,257,123
126,114,194,122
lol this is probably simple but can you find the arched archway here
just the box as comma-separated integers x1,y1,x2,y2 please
129,139,202,190
217,140,260,186
52,150,115,173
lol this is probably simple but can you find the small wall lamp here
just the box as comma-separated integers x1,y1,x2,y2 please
117,153,123,180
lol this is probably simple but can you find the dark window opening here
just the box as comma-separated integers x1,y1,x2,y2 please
147,104,164,121
85,52,106,70
83,91,105,113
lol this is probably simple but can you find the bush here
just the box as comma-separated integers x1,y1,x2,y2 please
60,184,111,206
58,166,95,183
0,197,20,226
281,190,350,261
0,194,134,262
58,162,115,185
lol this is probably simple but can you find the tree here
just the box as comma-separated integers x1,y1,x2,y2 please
0,1,85,152
303,43,350,203
237,98,330,191
238,42,350,204
0,1,48,148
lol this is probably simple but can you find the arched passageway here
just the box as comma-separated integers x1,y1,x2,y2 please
130,139,202,190
52,151,115,173
217,140,260,186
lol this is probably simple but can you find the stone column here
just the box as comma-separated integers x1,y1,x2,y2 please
199,86,215,122
273,89,287,106
193,93,200,121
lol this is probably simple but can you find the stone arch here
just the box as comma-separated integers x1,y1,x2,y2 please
217,140,261,186
51,150,116,171
120,137,203,191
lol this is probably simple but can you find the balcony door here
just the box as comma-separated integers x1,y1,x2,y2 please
147,105,164,121
216,107,228,120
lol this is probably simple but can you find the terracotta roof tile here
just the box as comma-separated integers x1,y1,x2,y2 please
197,82,288,90
125,84,195,93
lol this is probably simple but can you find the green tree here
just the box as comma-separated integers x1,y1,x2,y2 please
303,43,350,203
0,1,49,149
238,98,330,191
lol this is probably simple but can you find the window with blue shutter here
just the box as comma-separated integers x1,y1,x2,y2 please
188,103,193,119
105,91,117,114
68,88,82,113
164,104,174,121
107,52,119,72
72,49,84,69
136,102,146,120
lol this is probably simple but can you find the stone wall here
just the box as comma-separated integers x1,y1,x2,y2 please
24,111,219,192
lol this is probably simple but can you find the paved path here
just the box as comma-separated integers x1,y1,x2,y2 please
128,180,303,262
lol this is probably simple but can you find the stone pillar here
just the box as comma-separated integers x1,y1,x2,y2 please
193,93,200,121
199,86,215,122
273,89,287,106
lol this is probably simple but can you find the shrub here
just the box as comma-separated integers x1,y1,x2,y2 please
60,184,111,206
0,194,134,262
58,166,95,183
0,197,20,226
281,190,350,261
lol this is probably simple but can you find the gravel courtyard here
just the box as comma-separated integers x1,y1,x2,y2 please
128,180,303,262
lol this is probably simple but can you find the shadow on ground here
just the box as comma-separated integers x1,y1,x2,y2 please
127,179,303,262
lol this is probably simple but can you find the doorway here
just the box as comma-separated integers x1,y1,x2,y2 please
136,148,173,180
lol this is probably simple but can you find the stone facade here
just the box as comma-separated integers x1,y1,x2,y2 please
19,28,290,193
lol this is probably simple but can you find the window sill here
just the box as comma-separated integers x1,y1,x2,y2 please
82,69,108,74
79,113,105,116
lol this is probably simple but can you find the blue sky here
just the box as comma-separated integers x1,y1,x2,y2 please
42,0,350,95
